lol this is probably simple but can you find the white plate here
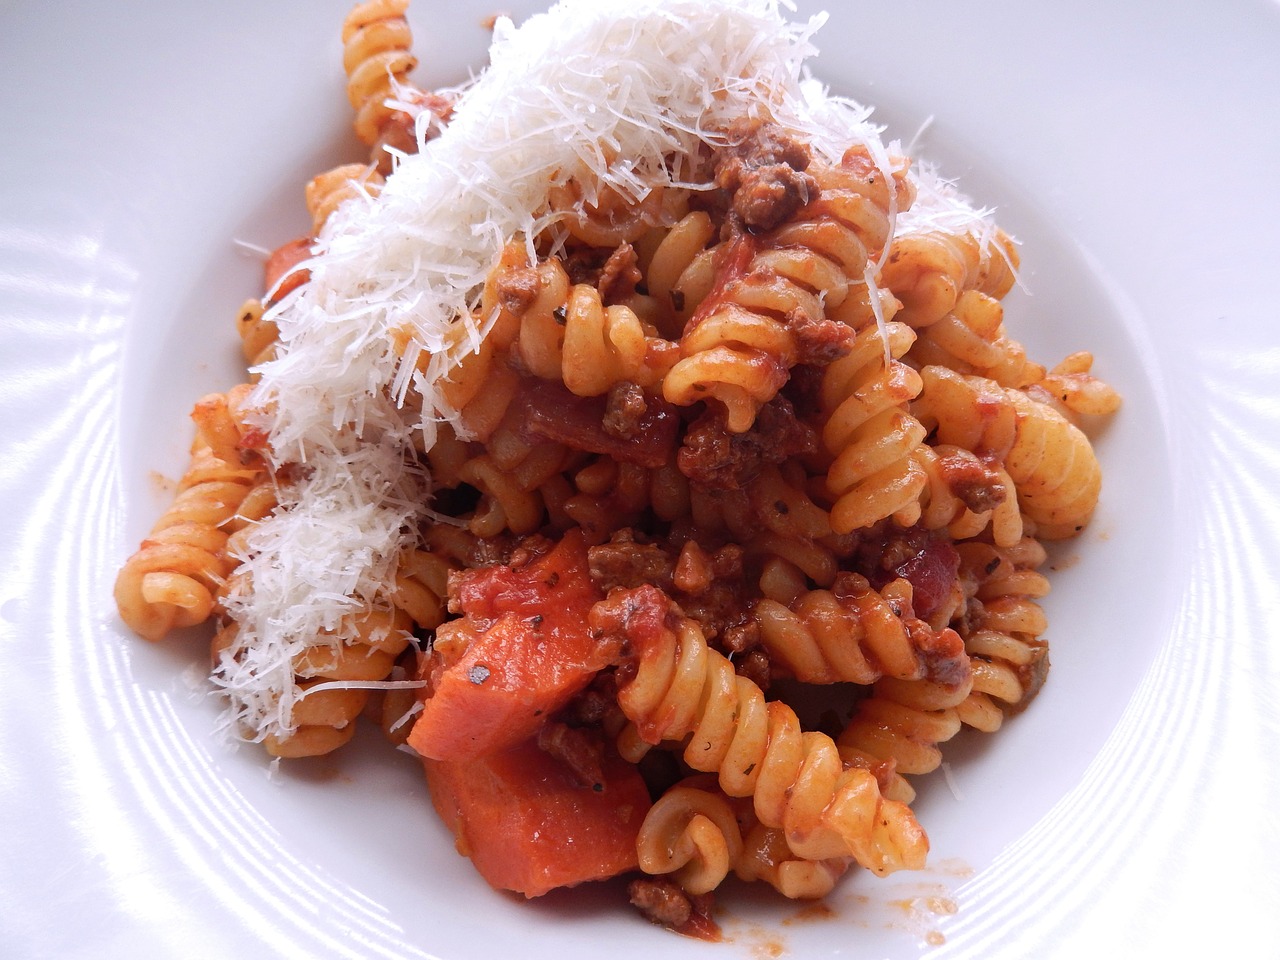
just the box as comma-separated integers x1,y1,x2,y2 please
3,1,1278,956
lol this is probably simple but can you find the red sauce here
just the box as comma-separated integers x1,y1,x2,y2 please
891,538,960,623
514,376,679,468
683,231,759,335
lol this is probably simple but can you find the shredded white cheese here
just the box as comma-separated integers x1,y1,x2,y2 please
214,0,999,744
898,161,1001,240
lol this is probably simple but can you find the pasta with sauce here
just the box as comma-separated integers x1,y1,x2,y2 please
112,0,1121,940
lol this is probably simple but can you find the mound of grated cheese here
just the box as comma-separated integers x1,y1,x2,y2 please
214,0,1001,745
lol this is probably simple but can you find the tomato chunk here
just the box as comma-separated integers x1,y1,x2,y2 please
263,236,313,303
514,376,679,469
424,737,650,897
408,530,612,761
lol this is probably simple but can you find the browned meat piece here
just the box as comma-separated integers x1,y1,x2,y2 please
494,264,543,315
732,647,771,692
602,381,649,440
588,535,676,594
714,117,817,232
535,721,606,791
597,242,642,304
628,878,720,940
936,447,1008,514
677,395,816,489
783,306,856,366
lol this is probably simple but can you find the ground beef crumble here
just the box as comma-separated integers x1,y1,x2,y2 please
586,533,758,668
935,447,1007,514
784,305,856,366
628,878,720,940
602,381,649,440
597,242,642,304
494,264,542,315
535,721,606,791
714,117,817,233
677,395,817,489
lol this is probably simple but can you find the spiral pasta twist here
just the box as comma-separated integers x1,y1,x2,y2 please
115,400,267,642
390,545,455,631
189,384,263,468
663,151,906,434
548,177,666,248
342,0,418,146
734,819,852,900
913,363,1018,458
643,210,719,337
836,674,973,804
556,282,676,396
595,586,927,876
542,455,651,544
455,439,570,537
738,463,843,588
819,320,928,533
914,361,1105,538
912,442,1023,547
1035,351,1123,419
880,226,1019,329
305,162,385,233
746,463,833,541
235,298,278,372
637,775,852,900
635,777,744,895
503,255,574,377
799,148,910,279
951,539,1050,732
907,288,1044,389
754,574,968,687
1003,389,1104,538
213,602,415,758
749,534,841,592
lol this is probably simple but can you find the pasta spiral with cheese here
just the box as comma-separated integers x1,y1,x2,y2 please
342,0,418,147
235,298,278,371
305,162,385,233
880,226,1019,329
114,397,267,641
212,602,415,757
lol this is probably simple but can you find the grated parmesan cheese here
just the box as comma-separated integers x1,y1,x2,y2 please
214,0,1001,744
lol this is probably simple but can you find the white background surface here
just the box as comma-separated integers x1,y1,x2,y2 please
1,1,1278,957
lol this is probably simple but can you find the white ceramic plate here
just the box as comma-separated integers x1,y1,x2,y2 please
3,1,1278,956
